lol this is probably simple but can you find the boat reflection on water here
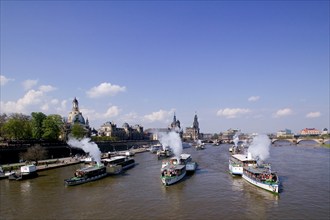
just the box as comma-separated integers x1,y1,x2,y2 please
19,180,32,195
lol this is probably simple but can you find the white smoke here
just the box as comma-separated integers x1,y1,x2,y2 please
233,132,240,147
67,137,101,165
158,131,182,157
248,134,271,162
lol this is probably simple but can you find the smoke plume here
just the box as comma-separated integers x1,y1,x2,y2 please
67,137,101,165
248,134,271,162
233,132,240,147
158,131,182,157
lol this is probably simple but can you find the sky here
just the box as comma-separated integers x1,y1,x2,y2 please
0,1,329,134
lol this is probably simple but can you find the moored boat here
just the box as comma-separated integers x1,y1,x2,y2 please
149,144,162,153
8,165,38,181
195,140,205,150
165,153,197,174
229,153,257,175
161,164,186,186
0,167,15,180
64,164,107,186
157,146,173,159
102,156,135,175
242,164,279,194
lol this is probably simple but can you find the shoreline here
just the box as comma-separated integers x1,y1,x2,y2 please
0,147,148,175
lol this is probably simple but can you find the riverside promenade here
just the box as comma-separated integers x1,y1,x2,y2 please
1,157,82,174
1,147,148,174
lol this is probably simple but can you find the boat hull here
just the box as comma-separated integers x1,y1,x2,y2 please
161,171,186,186
64,172,108,186
242,173,279,194
102,157,135,175
8,172,38,181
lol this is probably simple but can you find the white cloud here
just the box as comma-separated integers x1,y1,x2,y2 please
77,106,121,126
0,75,14,86
51,99,59,105
121,112,139,123
86,82,126,98
274,108,293,118
104,106,120,118
0,85,57,114
306,111,321,118
248,96,260,102
22,79,38,90
41,103,49,111
216,108,251,118
144,109,174,122
39,85,56,92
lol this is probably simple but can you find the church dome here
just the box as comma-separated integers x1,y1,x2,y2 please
122,122,129,128
72,113,85,124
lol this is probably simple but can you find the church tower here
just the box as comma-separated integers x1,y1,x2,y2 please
193,113,199,129
192,113,200,140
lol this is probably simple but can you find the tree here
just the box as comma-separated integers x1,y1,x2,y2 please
212,133,219,140
70,123,87,139
0,113,8,139
42,114,64,141
2,113,32,140
31,112,47,140
22,144,47,165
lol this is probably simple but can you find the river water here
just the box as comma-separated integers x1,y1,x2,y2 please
1,141,329,220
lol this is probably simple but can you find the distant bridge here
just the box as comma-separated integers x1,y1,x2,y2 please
271,138,330,145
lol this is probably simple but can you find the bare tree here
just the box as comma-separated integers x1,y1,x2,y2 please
22,144,48,165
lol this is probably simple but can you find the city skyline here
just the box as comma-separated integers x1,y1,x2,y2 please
1,1,329,134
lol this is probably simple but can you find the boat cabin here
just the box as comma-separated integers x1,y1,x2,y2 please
74,165,106,178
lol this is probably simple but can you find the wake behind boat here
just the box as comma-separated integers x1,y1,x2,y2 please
64,164,107,186
242,164,279,194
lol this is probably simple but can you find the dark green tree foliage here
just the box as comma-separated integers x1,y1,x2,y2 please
0,113,8,138
42,114,63,140
70,123,86,139
31,112,47,140
22,144,47,165
2,113,32,140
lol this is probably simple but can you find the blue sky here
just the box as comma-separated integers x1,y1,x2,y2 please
1,1,329,134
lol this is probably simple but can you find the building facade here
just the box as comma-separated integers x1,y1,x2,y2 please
276,129,294,138
98,121,144,140
299,128,322,136
183,113,200,140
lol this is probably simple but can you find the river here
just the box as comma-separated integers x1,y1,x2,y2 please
1,141,329,220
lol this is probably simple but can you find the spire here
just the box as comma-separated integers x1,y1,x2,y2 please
72,97,79,111
193,112,199,129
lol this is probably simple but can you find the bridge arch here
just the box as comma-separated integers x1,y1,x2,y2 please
297,138,330,144
271,139,296,144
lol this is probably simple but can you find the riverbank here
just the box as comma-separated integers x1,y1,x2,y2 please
0,139,157,164
1,157,82,173
0,147,148,174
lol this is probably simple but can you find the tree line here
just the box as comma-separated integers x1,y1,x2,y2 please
0,112,69,141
